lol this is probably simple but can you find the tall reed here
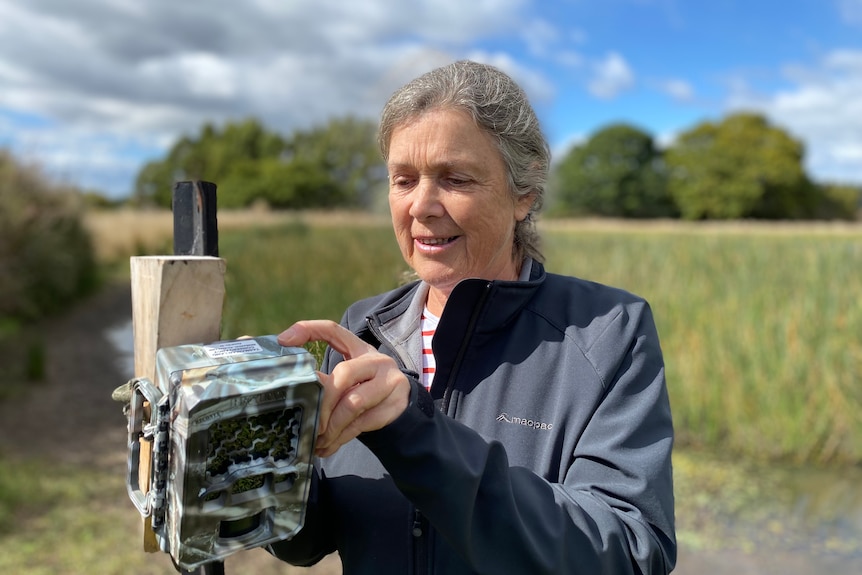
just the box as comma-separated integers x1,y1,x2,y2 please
543,226,862,465
219,219,862,465
219,221,406,337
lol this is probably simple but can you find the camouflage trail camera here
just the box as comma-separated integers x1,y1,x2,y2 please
125,335,322,570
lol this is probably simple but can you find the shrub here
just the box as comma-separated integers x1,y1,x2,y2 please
0,150,99,321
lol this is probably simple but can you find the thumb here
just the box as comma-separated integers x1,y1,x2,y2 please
313,370,332,436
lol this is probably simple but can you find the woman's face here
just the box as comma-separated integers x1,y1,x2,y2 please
387,108,533,313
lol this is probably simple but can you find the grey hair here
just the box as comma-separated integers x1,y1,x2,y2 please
378,60,550,263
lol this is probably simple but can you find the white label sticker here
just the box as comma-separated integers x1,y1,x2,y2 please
203,339,264,359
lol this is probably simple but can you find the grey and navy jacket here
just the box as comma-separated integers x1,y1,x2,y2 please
270,259,676,574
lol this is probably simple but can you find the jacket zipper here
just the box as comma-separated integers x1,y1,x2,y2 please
366,284,490,574
442,282,492,413
366,318,427,573
412,507,428,575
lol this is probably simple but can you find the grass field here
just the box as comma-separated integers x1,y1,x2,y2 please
1,210,860,573
85,209,862,464
78,209,862,463
540,221,862,465
194,213,862,465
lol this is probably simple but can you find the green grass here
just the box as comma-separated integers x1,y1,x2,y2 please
218,221,407,338
3,447,858,574
543,228,862,464
219,221,862,465
2,219,861,572
0,457,197,575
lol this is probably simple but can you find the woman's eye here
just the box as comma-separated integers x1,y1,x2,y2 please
446,176,470,186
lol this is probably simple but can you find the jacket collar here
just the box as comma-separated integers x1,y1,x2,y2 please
441,258,545,335
364,258,546,342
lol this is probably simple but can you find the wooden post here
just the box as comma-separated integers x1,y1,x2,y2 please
172,180,219,257
130,181,225,572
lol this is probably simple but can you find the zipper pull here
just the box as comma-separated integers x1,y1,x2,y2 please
412,508,423,537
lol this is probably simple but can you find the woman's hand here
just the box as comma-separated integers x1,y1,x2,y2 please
278,320,411,457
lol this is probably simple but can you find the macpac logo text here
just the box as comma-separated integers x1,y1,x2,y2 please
496,412,553,431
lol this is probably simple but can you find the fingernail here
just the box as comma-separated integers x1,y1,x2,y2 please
277,326,296,343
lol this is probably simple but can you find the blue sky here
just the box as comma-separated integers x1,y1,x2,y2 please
1,0,860,199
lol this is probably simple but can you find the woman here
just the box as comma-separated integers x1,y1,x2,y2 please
270,60,676,574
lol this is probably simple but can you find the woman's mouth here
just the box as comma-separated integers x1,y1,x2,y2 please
416,236,458,246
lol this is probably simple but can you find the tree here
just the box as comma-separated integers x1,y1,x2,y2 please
552,123,676,218
217,157,344,209
134,119,287,207
133,116,385,210
287,116,386,209
665,113,817,220
811,182,861,220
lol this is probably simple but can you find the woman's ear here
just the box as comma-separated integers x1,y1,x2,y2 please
514,191,537,222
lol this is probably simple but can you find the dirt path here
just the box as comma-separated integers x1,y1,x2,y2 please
1,283,859,574
0,283,133,470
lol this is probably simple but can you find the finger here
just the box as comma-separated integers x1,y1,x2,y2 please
315,356,380,438
316,364,409,456
277,320,373,360
317,377,373,453
316,391,408,457
312,371,334,436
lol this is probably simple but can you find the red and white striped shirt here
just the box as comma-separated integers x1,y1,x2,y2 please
420,307,439,390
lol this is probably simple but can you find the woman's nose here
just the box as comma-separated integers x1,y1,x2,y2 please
408,178,445,220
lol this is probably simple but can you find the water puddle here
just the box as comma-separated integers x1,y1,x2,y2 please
675,450,862,561
780,463,862,555
104,318,134,380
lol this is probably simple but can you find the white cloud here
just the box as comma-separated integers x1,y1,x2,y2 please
139,53,239,99
832,143,862,162
520,20,584,69
465,50,556,102
587,52,635,99
727,48,862,184
522,19,560,58
556,51,584,69
9,123,164,194
0,0,530,197
659,79,695,102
